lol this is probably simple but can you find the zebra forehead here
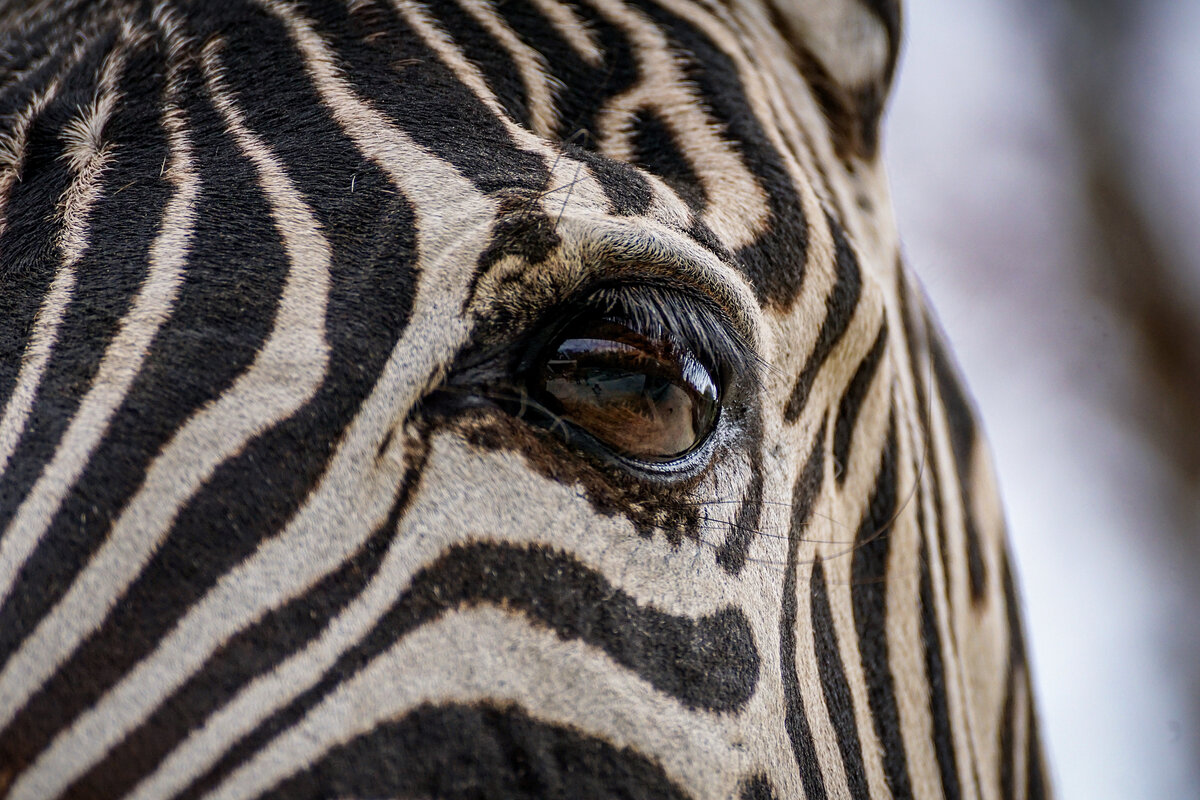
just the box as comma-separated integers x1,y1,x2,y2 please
0,0,894,306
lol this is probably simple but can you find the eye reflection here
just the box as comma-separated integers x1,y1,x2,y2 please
535,317,719,461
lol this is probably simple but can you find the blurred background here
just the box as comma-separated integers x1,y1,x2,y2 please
884,1,1200,797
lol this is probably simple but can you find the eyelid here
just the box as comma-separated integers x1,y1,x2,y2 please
553,219,764,353
572,283,760,388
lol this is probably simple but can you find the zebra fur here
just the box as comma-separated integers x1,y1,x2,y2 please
0,0,1049,798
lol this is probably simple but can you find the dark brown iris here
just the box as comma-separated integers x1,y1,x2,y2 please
535,317,719,461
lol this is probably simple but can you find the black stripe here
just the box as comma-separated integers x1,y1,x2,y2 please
263,702,696,800
435,0,532,130
1000,550,1044,799
336,541,762,710
1001,550,1028,673
779,424,828,800
1026,686,1048,800
924,430,957,615
0,26,168,667
629,108,705,212
0,29,120,515
784,216,862,423
850,414,914,800
929,325,987,601
178,541,759,797
833,317,888,484
896,269,928,444
921,534,963,800
811,557,871,798
626,0,811,309
559,143,653,217
1003,544,1041,800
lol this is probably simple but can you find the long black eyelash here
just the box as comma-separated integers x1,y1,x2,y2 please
567,283,765,390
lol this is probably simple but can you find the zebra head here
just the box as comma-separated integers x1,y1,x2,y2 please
0,0,1048,798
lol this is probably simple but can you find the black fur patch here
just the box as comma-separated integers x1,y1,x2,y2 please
738,774,779,800
263,702,696,800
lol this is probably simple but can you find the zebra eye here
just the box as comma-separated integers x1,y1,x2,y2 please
534,315,719,461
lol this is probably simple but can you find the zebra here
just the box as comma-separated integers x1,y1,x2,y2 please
0,0,1050,797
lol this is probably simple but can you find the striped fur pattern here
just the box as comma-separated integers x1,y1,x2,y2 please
0,0,1049,797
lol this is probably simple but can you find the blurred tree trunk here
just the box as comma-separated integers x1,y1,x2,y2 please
1056,0,1200,495
1049,0,1200,767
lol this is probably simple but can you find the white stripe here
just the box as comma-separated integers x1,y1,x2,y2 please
4,38,335,799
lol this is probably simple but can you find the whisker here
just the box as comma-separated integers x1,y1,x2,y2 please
554,160,584,231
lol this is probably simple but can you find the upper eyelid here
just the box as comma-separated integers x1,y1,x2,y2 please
586,285,747,357
533,284,762,398
566,223,761,352
469,214,764,356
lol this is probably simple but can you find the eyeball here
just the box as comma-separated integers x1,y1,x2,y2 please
534,315,719,461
